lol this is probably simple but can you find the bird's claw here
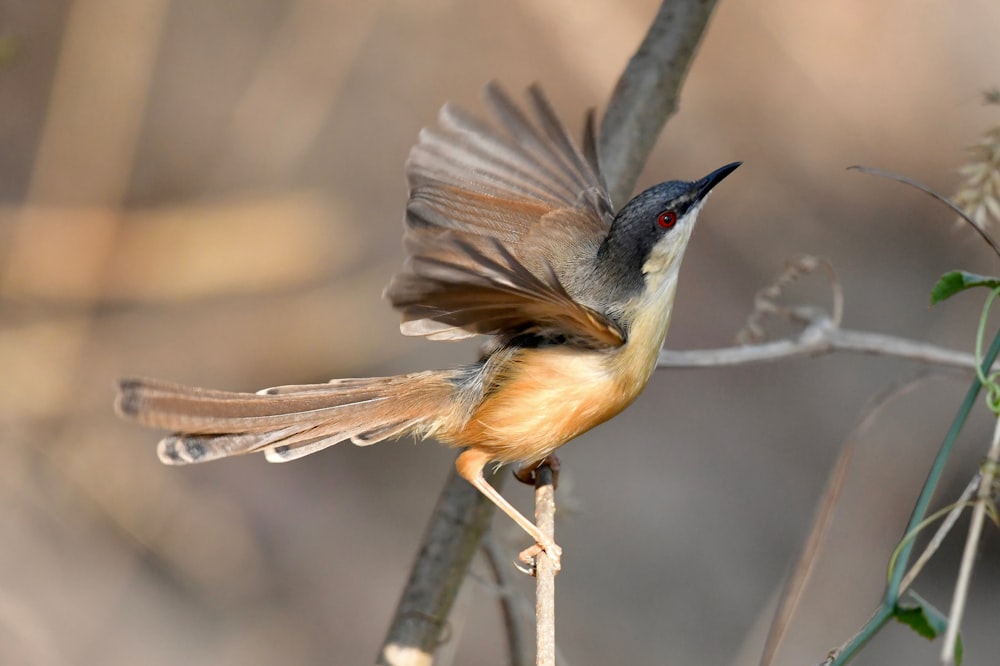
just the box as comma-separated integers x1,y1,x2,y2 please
517,539,562,575
513,455,561,489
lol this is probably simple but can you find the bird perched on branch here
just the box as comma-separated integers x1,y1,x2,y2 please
116,82,739,571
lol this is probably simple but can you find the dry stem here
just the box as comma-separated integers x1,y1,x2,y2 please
533,464,557,666
941,416,1000,664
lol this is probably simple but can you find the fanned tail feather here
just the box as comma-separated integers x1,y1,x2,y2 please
115,371,460,465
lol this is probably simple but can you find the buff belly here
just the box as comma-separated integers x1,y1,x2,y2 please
445,346,647,466
439,270,680,466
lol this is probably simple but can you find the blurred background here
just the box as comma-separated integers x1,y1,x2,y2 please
2,0,1000,664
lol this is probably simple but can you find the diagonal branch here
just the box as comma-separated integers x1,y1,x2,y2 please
376,468,503,666
600,0,723,207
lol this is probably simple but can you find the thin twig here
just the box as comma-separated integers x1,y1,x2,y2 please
658,315,983,374
759,376,934,666
738,256,844,345
533,464,557,666
942,417,1000,664
848,165,1000,258
759,422,856,666
825,328,1000,665
899,473,980,593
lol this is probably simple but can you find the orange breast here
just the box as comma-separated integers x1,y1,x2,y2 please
444,346,647,466
438,274,679,466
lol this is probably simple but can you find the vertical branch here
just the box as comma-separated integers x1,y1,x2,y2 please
600,0,723,208
533,464,557,666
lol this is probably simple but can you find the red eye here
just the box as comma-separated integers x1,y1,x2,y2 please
657,210,677,229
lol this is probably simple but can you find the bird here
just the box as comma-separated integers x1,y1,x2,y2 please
115,82,739,572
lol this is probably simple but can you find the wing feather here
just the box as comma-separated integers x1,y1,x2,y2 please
390,82,618,346
389,237,623,348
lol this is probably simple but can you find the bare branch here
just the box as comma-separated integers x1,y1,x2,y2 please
942,416,1000,664
533,464,557,666
658,315,981,374
738,255,843,345
600,0,724,207
899,474,979,593
376,469,503,666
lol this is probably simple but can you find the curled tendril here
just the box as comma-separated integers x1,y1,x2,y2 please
975,287,1000,413
886,500,977,584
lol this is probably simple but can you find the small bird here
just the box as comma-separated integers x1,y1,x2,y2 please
116,82,739,571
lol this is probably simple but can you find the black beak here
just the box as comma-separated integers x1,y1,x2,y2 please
694,161,741,200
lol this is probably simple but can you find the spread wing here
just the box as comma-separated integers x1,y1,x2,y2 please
385,82,623,347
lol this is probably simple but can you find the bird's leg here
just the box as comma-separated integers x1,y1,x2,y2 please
513,454,561,489
456,448,562,573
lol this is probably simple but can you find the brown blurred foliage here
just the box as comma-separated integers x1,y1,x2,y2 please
1,1,999,664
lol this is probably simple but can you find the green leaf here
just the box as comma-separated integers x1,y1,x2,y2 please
894,592,963,664
931,271,1000,305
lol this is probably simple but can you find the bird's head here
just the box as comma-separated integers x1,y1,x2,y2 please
595,161,741,306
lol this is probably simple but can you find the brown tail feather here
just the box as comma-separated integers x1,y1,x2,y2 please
116,371,461,465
